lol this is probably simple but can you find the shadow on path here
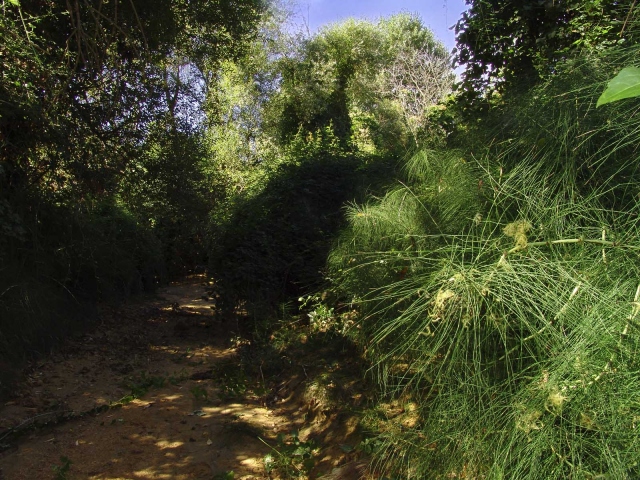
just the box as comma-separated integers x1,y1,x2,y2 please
0,278,368,480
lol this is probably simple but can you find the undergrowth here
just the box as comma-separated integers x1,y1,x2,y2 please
325,44,640,479
0,201,164,398
208,127,399,319
262,430,317,478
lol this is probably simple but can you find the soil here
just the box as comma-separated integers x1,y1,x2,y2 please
0,278,370,480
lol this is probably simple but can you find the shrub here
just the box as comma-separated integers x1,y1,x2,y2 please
0,198,165,396
327,51,640,478
208,127,398,317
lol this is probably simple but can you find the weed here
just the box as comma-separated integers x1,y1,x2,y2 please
211,359,249,400
219,372,247,399
213,471,235,480
123,371,166,399
168,370,188,385
115,394,137,405
307,304,335,333
190,385,208,401
359,437,384,456
261,430,317,478
52,455,72,480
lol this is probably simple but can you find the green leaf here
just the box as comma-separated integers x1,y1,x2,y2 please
292,446,309,456
597,67,640,107
7,0,20,6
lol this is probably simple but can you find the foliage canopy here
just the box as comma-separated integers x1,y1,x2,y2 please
454,0,636,103
0,0,266,378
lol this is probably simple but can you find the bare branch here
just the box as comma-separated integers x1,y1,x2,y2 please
379,44,454,142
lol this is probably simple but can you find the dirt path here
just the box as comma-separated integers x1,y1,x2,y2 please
0,279,367,480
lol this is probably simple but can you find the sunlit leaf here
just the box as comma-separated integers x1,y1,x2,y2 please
597,66,640,107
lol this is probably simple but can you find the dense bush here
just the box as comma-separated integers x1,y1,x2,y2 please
205,13,454,317
208,128,398,315
0,198,164,395
0,0,265,392
326,48,640,478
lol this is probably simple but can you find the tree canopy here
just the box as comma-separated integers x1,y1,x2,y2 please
1,0,265,200
0,0,267,372
454,0,636,101
271,14,452,151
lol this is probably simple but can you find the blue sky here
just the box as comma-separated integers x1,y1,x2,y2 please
291,0,468,51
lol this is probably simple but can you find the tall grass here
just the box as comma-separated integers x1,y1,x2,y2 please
328,43,640,478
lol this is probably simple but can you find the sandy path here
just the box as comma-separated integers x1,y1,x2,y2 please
0,278,365,480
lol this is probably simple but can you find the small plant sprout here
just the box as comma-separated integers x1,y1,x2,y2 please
52,456,72,480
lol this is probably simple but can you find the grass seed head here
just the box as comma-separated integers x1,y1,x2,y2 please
504,220,532,249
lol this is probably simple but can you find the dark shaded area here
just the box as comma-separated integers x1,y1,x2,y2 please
209,149,398,317
0,0,266,396
0,200,165,398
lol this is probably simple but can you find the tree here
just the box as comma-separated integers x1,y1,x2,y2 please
272,14,452,152
1,0,266,200
377,43,453,145
454,0,636,102
0,0,269,281
0,0,267,368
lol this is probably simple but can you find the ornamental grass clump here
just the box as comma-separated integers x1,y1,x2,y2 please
327,48,640,478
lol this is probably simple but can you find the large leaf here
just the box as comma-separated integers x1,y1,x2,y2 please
597,66,640,107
